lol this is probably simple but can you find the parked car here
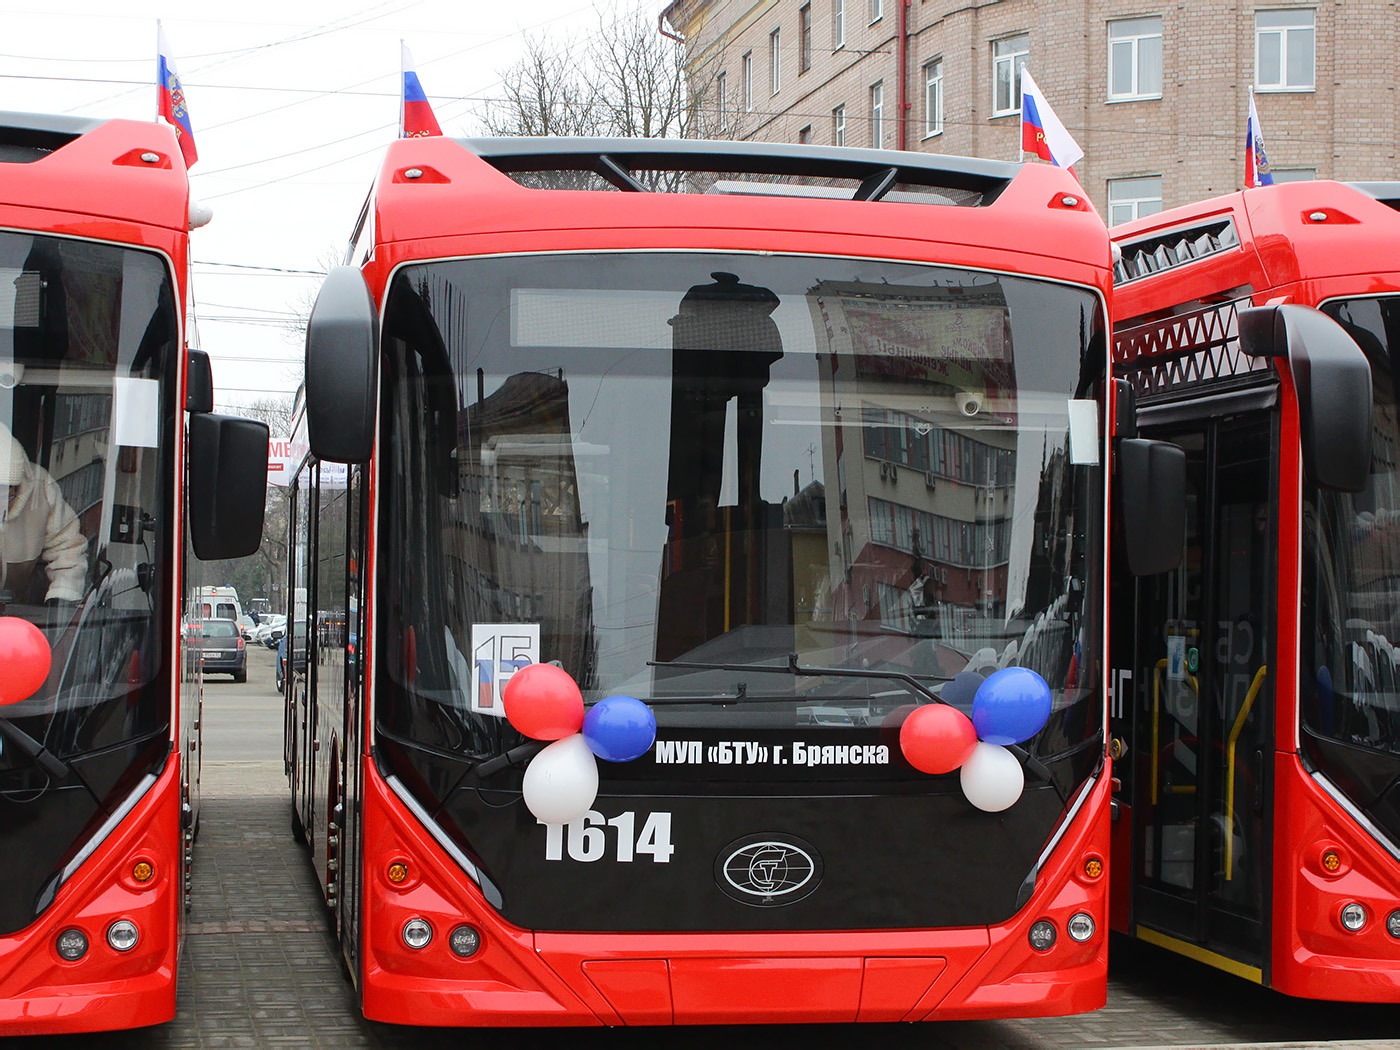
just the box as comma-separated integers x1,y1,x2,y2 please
198,618,247,682
255,614,287,648
236,613,258,640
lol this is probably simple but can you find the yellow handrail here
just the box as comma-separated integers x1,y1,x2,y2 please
1223,665,1268,882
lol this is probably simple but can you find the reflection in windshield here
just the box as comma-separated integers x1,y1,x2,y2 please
0,231,175,935
377,253,1105,771
1307,296,1400,759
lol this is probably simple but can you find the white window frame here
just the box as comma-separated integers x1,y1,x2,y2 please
1107,176,1163,226
1107,17,1163,101
1255,9,1315,91
923,58,944,138
993,35,1029,116
770,29,782,95
834,0,845,48
833,103,847,146
869,0,883,23
717,71,728,132
870,81,884,147
742,51,753,111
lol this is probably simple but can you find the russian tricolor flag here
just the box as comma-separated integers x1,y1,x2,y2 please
156,23,197,169
401,43,443,138
1245,89,1274,188
1019,65,1083,171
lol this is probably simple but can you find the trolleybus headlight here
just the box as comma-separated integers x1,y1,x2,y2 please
449,924,481,958
1067,912,1096,942
107,920,139,952
1340,903,1368,932
402,918,433,950
1387,910,1400,939
1028,920,1057,952
56,928,88,961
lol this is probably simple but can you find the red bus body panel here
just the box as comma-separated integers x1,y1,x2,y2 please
331,136,1115,1025
1110,181,1400,1000
360,762,1110,1026
0,116,195,1033
0,760,184,1034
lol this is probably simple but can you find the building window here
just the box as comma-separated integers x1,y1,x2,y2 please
1271,167,1316,182
716,71,728,131
834,0,845,48
743,51,753,111
1108,17,1162,100
993,35,1029,116
1107,176,1163,226
770,29,782,94
870,81,884,147
799,124,813,144
923,58,944,137
869,0,883,23
800,5,812,73
1256,9,1315,90
833,103,847,145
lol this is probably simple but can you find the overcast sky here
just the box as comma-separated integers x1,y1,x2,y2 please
2,0,635,417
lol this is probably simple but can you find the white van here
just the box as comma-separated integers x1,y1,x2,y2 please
195,586,243,625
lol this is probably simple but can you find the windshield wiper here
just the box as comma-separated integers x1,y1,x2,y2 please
0,718,77,783
648,652,950,705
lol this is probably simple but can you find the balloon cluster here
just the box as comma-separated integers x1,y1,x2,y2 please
503,664,657,825
898,667,1052,813
0,616,51,707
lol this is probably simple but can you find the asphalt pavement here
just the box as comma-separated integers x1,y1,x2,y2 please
14,645,1400,1048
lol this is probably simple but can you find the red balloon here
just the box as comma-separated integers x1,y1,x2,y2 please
0,617,52,707
899,704,978,775
502,663,584,741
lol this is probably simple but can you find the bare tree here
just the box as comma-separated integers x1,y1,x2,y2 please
479,3,733,144
198,392,297,611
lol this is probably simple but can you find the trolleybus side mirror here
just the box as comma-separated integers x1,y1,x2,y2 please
1238,303,1373,492
188,413,270,560
186,348,214,413
305,265,378,464
1113,378,1187,576
1117,437,1187,577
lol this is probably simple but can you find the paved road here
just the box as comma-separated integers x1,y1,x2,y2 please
18,646,1400,1047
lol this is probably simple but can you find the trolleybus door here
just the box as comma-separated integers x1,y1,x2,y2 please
1129,412,1275,975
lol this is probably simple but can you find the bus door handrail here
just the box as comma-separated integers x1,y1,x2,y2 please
1224,664,1268,881
1151,657,1199,805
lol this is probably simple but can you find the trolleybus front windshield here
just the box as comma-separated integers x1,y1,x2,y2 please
1306,295,1400,841
376,252,1106,931
0,231,176,935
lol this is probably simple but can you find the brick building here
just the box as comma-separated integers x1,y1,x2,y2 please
660,0,1399,223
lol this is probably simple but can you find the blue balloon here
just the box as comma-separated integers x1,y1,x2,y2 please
941,670,985,714
971,667,1052,745
582,695,657,763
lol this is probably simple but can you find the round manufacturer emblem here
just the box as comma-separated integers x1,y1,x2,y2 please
715,834,823,907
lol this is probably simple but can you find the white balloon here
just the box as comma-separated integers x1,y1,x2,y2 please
522,734,599,825
959,742,1025,813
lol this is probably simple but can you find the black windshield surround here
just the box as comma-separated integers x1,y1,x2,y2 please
1303,296,1400,844
376,252,1107,932
0,232,177,935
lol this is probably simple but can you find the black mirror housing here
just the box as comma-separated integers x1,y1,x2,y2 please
1239,303,1373,492
306,265,378,463
189,413,269,560
1117,437,1186,576
186,349,214,413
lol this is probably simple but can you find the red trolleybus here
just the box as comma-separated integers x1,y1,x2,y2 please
0,112,267,1033
288,136,1178,1026
1108,179,1400,1000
